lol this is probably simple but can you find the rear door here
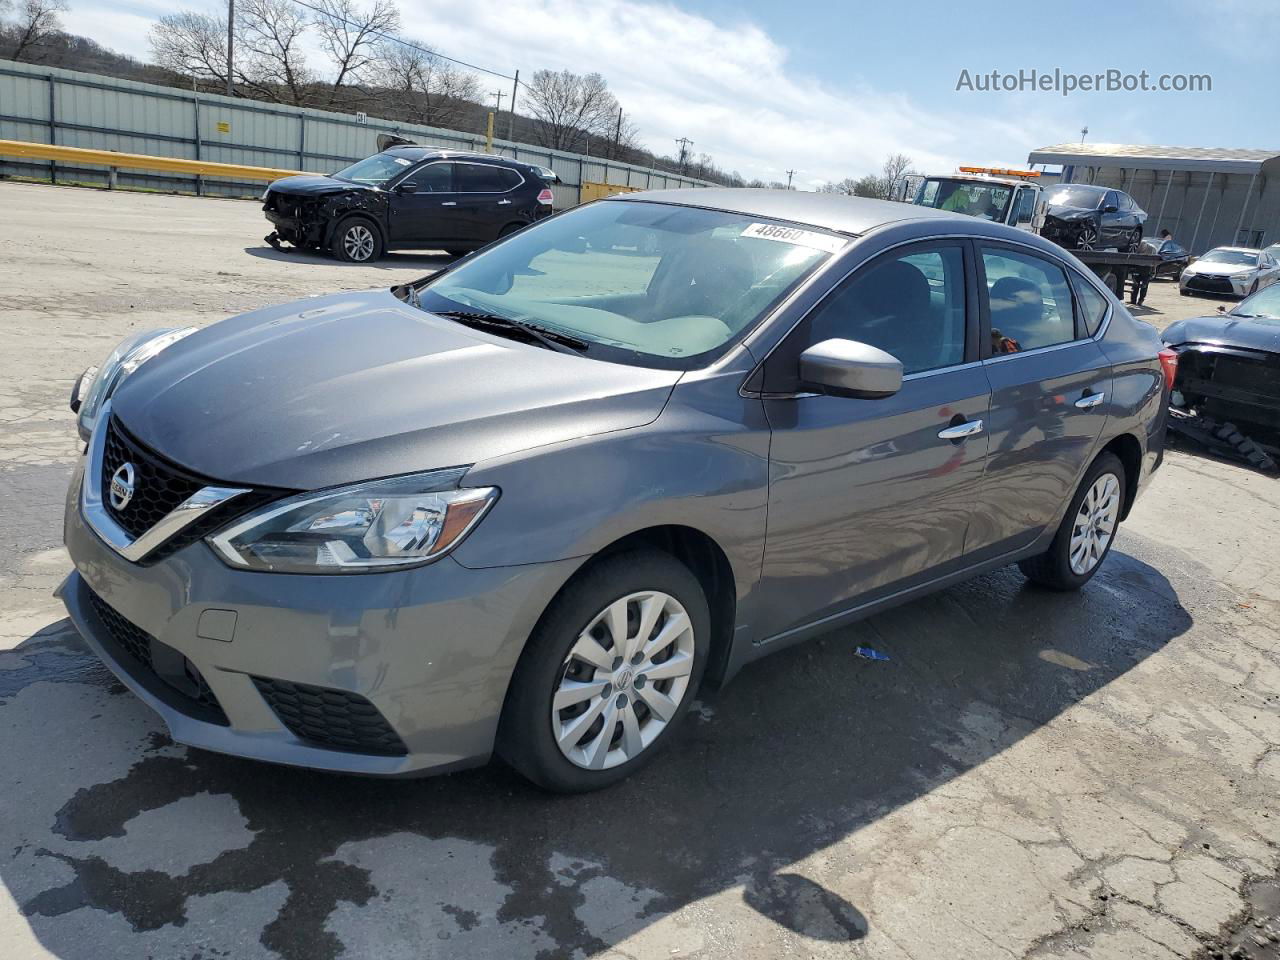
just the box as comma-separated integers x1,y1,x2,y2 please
755,240,991,639
453,162,526,243
965,243,1113,561
387,161,463,244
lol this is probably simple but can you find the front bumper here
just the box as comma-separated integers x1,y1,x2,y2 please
1180,272,1249,296
61,461,581,776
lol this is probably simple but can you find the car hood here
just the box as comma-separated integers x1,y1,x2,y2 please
1044,204,1097,221
111,290,682,489
1162,314,1280,353
1182,261,1255,277
267,174,371,197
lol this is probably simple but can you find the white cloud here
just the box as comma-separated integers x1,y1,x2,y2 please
63,0,1074,182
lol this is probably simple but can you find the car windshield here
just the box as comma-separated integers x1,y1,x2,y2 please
333,152,417,186
1045,185,1104,208
1201,250,1258,266
414,200,843,368
1233,284,1280,319
914,179,1012,221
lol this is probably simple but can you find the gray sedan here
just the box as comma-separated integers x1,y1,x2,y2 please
61,190,1170,792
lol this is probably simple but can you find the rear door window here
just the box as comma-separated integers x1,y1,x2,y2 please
457,164,522,193
980,248,1077,353
1071,274,1109,336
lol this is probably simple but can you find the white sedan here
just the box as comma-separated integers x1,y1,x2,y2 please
1180,246,1280,298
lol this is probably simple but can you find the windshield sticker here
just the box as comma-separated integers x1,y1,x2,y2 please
393,156,412,166
741,223,846,254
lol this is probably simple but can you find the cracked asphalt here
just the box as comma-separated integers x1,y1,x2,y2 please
1,180,1278,960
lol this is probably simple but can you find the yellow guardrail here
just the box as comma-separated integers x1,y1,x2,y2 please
0,139,308,183
580,181,644,203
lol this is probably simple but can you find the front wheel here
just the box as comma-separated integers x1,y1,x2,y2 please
498,550,710,792
331,218,383,263
1018,452,1125,591
1076,223,1099,250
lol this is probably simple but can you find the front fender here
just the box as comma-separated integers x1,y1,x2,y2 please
451,372,771,611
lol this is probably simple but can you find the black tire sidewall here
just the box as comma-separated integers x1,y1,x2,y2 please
331,217,383,262
1024,452,1126,591
498,550,711,792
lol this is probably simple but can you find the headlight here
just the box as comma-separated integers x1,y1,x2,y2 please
207,468,498,573
75,328,196,441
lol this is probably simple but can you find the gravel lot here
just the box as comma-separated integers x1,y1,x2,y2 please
1,180,1277,960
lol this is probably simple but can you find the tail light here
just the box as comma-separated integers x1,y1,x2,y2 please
537,188,554,206
1157,347,1178,392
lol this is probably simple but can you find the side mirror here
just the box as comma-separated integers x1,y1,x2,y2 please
1103,204,1118,213
397,181,418,194
799,339,903,399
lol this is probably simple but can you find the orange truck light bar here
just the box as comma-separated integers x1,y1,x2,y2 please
957,166,1041,178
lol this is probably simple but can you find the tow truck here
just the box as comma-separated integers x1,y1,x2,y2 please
897,166,1164,305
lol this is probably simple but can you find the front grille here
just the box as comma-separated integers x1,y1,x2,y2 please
101,416,204,539
252,677,408,756
1185,274,1235,294
1212,355,1280,401
86,589,229,725
97,415,288,562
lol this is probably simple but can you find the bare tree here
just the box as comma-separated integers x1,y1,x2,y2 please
373,42,480,128
236,0,311,104
882,153,914,185
4,0,69,62
524,69,619,152
820,178,859,196
149,11,229,88
311,0,399,104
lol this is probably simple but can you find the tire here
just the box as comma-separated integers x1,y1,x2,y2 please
498,549,711,792
1018,452,1125,591
1247,280,1259,297
497,222,525,240
1180,289,1190,296
1125,229,1142,253
1076,222,1099,251
330,217,383,263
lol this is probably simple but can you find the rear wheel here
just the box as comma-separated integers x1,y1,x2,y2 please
1125,229,1142,253
498,550,710,792
497,221,525,240
330,218,383,263
1018,452,1125,591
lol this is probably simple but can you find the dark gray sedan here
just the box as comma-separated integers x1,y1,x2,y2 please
61,190,1170,791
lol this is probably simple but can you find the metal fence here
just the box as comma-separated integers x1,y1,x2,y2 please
0,58,713,204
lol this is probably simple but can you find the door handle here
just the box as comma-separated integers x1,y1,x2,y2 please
441,201,457,206
938,419,984,440
1074,392,1105,409
497,199,512,205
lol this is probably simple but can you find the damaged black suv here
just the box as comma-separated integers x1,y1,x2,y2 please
262,147,557,263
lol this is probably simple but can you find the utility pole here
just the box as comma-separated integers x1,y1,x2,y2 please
507,69,519,141
675,137,693,175
612,107,622,159
785,169,796,189
490,90,506,114
1080,125,1088,144
225,0,234,96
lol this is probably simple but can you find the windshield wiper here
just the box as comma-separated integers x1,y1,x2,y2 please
432,310,589,355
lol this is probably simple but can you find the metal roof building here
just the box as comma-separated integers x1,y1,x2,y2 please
1027,143,1280,255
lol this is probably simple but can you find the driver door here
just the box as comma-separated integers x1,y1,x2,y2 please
387,161,462,244
754,240,991,640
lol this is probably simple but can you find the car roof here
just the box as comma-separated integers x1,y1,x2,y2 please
1207,246,1261,254
1050,183,1108,193
610,188,967,236
384,146,527,168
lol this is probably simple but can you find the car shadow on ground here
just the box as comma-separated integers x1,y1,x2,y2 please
243,245,457,270
0,537,1193,959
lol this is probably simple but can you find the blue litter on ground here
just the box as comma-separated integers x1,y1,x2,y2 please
854,646,891,662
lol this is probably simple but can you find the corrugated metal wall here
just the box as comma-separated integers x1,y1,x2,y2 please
0,58,713,203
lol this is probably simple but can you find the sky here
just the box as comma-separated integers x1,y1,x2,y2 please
60,0,1280,186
